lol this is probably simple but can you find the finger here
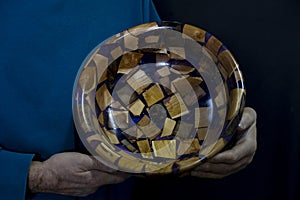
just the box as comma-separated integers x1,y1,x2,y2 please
210,136,256,164
190,171,225,179
209,121,257,164
97,173,127,185
193,156,253,175
208,142,251,164
191,163,247,179
237,107,257,131
86,170,128,186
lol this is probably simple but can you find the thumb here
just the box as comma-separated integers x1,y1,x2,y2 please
237,107,257,131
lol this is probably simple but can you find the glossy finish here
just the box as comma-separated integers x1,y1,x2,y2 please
73,21,245,175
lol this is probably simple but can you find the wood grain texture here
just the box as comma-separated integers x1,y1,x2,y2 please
164,93,189,119
74,21,245,174
183,24,206,43
152,140,177,159
128,99,145,116
161,118,176,137
142,84,165,107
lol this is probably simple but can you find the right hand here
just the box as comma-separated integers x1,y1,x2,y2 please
28,152,128,197
191,107,257,178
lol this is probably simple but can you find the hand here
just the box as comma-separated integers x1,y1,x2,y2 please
28,152,128,197
191,107,257,178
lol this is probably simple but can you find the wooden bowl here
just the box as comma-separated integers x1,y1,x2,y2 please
72,21,245,175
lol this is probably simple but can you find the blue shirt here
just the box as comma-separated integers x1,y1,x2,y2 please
0,0,160,199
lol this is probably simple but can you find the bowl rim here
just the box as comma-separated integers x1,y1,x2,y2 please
72,21,246,175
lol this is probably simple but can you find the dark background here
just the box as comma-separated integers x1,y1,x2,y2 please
132,0,300,199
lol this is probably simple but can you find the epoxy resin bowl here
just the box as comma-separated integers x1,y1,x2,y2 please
72,21,246,175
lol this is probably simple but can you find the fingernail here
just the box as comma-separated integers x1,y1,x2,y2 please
238,122,246,130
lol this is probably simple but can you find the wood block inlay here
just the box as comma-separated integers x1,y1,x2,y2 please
95,143,120,163
79,66,96,94
152,140,176,159
206,36,223,56
138,116,161,139
195,107,212,128
183,24,206,43
177,138,201,155
197,127,208,140
128,99,145,116
127,69,152,94
110,46,123,60
137,139,153,159
118,52,143,74
227,88,245,120
170,65,194,75
124,34,138,50
169,47,186,59
117,157,145,172
107,110,129,129
156,53,170,63
145,35,160,43
157,66,171,77
103,128,120,144
218,50,238,77
161,118,176,137
176,157,200,171
121,139,138,152
142,84,165,107
164,93,189,119
96,84,113,111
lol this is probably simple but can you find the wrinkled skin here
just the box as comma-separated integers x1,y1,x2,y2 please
28,107,257,196
191,107,257,178
28,152,128,197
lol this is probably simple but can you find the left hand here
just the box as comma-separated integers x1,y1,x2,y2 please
28,152,129,197
191,107,257,178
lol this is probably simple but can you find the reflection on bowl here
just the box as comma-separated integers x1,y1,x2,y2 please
73,21,245,175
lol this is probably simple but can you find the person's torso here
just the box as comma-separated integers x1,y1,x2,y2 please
0,0,150,160
0,1,159,199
